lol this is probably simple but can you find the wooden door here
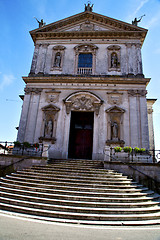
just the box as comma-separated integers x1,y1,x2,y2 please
68,112,94,159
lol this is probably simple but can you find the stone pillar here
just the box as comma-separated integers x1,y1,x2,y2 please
128,90,139,147
126,43,134,74
29,43,40,74
147,99,156,150
24,88,42,143
140,94,149,149
104,146,110,161
136,43,143,75
36,44,49,74
17,89,31,143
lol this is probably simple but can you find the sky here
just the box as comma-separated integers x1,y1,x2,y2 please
0,0,159,149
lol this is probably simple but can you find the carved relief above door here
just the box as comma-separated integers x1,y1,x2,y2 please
64,91,103,115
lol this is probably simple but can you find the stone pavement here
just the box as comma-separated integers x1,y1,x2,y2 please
0,213,160,240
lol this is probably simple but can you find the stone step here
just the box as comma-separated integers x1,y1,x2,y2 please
0,181,148,194
14,171,129,181
0,196,160,214
0,160,160,225
1,177,141,189
10,173,131,183
3,175,140,186
0,186,154,200
0,191,158,208
1,202,160,221
23,168,123,177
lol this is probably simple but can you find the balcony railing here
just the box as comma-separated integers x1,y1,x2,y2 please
77,68,92,75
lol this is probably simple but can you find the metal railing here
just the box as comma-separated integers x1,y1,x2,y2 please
77,67,92,75
0,141,43,157
107,153,160,194
110,147,160,163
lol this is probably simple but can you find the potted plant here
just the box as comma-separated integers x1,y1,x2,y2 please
123,146,132,153
114,147,122,152
23,142,31,148
14,141,21,147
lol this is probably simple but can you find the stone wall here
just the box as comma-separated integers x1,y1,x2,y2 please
104,161,160,194
0,155,47,177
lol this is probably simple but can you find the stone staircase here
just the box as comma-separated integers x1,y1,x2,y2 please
0,159,160,225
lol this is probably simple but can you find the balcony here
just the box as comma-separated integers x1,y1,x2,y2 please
77,68,92,75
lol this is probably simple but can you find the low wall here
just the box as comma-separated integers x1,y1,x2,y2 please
0,154,47,177
104,161,160,194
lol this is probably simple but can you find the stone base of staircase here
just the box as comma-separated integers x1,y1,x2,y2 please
0,159,160,225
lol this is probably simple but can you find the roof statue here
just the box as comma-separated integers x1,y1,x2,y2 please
132,15,145,26
85,2,94,12
34,17,46,28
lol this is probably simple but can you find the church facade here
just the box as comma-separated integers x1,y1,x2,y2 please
17,5,154,160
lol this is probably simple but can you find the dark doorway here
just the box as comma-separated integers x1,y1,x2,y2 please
68,112,94,159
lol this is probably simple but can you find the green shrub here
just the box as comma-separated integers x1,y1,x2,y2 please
14,141,21,147
114,147,122,152
23,142,31,148
123,146,132,153
134,147,145,153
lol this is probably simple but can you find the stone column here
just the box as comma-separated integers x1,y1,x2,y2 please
36,44,49,74
17,89,31,143
128,90,139,147
24,88,42,143
139,90,150,149
136,43,143,75
126,43,133,74
29,43,40,74
126,43,137,75
39,44,49,73
147,99,157,150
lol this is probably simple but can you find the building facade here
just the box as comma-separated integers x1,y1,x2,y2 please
17,5,154,160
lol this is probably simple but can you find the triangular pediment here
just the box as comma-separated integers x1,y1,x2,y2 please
30,11,147,44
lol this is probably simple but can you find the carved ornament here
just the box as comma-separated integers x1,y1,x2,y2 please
74,43,98,55
107,91,123,105
80,21,94,31
64,91,103,115
52,45,66,51
24,87,42,95
128,90,147,97
45,90,61,103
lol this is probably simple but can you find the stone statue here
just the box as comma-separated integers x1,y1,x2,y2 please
111,121,118,139
132,15,145,26
34,17,46,28
54,52,61,67
44,119,53,138
85,2,93,12
111,53,118,68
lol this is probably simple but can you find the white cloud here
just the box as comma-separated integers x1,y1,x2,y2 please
126,0,149,22
133,0,149,16
0,74,15,90
145,10,160,28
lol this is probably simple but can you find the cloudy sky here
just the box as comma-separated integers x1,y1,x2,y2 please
0,0,160,149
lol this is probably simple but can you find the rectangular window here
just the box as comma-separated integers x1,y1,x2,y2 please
78,53,92,74
78,53,92,67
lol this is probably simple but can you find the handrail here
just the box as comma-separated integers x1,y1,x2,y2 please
106,154,160,193
0,156,30,171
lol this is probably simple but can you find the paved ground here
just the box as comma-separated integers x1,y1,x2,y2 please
0,213,160,240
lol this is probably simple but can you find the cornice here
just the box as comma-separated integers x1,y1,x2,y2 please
30,11,147,45
22,75,150,86
32,31,146,43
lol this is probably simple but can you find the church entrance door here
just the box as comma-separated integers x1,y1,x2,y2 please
68,112,94,159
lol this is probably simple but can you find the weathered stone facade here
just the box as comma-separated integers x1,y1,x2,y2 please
17,9,155,160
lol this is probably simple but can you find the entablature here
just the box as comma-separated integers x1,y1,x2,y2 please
23,75,150,86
